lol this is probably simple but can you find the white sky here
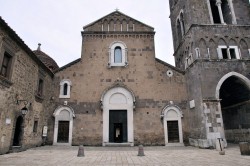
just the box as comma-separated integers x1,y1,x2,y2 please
1,0,175,67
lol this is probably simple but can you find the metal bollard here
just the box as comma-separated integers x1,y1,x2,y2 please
138,145,145,156
77,145,85,157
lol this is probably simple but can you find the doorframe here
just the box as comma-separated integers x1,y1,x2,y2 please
53,106,75,145
162,105,184,146
101,86,135,146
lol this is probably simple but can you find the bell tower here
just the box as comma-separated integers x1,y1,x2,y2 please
169,0,250,69
169,0,250,148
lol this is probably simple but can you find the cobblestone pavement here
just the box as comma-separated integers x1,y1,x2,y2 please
0,145,249,166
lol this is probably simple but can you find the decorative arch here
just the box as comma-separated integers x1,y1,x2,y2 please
215,72,250,99
239,39,249,59
209,39,217,59
229,38,237,46
53,106,75,145
103,19,108,31
162,104,183,145
122,19,127,31
199,38,207,58
240,39,248,49
218,38,227,46
109,19,114,31
101,86,135,146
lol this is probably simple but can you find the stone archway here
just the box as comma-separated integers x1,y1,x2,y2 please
216,72,250,143
53,106,75,145
101,86,135,146
12,116,24,146
162,105,183,146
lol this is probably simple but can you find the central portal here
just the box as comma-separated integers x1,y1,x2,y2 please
102,86,134,146
109,110,127,143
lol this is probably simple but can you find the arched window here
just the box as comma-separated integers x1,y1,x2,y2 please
176,19,182,44
63,83,68,95
59,79,72,98
114,46,122,63
108,41,128,67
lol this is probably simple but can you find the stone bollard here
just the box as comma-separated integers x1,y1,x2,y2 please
138,145,145,156
217,138,225,155
77,145,85,157
239,142,250,156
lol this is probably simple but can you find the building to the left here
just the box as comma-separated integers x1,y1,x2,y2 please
0,17,58,154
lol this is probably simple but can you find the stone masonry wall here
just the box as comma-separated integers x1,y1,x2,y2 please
0,29,54,154
50,33,188,146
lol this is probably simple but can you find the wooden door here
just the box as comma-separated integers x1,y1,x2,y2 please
57,121,69,143
167,121,179,143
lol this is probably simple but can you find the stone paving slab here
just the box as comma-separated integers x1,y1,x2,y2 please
0,145,249,166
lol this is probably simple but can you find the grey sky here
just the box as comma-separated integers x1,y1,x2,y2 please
1,0,174,67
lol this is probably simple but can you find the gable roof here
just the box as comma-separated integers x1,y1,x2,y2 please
155,58,185,74
83,10,154,30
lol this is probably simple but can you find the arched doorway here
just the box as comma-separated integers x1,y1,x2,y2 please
216,72,250,143
101,86,135,146
53,106,75,145
13,116,23,146
162,105,183,146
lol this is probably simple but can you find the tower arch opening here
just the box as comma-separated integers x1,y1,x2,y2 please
217,73,250,143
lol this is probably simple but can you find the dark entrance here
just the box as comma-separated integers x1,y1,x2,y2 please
220,76,250,143
109,110,127,143
57,121,69,143
167,121,179,143
13,116,23,146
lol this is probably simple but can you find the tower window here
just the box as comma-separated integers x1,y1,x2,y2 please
221,0,232,24
209,0,234,24
217,46,240,59
210,0,221,23
221,48,228,59
229,48,236,59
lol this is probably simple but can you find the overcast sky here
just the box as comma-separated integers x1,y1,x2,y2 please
1,0,175,67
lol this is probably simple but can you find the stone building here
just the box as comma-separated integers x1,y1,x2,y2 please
0,17,57,154
0,0,250,154
169,0,250,147
49,11,188,147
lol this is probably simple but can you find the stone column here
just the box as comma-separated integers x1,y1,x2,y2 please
216,0,225,24
228,0,237,24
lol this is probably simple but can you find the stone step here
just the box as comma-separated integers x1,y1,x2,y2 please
9,146,24,153
105,143,132,147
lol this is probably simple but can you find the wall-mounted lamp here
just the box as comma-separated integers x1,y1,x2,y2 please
16,99,31,116
21,106,28,116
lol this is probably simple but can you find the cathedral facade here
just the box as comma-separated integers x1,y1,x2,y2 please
0,0,249,154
